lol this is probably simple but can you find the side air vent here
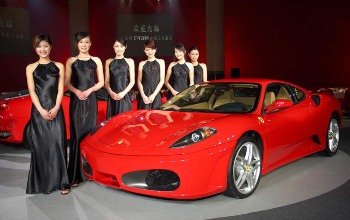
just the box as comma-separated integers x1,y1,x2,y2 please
312,135,321,145
311,95,321,106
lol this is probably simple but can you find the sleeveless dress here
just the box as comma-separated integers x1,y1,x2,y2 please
106,58,132,119
168,63,190,99
67,58,98,185
26,62,69,194
137,60,162,109
193,64,203,84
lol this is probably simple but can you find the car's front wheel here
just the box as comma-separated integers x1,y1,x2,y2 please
324,115,340,156
225,136,262,198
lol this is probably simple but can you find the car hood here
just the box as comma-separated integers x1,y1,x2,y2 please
88,110,228,155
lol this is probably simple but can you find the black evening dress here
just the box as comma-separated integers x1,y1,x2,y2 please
137,60,162,109
167,63,190,99
193,64,203,85
26,62,69,194
67,59,98,185
106,58,132,119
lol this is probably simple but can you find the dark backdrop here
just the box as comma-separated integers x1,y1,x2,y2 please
224,0,350,89
0,0,349,93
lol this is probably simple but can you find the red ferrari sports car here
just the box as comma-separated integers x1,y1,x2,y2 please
80,78,341,199
0,88,130,147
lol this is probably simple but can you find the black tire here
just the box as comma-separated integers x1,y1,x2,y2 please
224,136,262,198
324,116,340,156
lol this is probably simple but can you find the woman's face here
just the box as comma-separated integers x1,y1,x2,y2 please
188,49,199,62
77,37,91,53
35,40,51,58
175,48,185,60
144,47,156,58
113,41,126,57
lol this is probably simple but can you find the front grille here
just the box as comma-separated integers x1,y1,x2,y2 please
145,170,180,191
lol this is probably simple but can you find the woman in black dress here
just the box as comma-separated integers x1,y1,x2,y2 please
165,43,194,97
64,31,104,187
188,46,208,84
26,34,70,195
137,39,165,109
105,37,135,119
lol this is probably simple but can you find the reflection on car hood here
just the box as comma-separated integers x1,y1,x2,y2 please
90,110,226,155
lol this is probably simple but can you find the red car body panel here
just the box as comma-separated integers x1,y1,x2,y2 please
0,90,109,144
80,78,342,199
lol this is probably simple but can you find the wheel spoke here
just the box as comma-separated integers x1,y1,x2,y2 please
251,159,261,169
246,171,255,190
236,171,247,189
332,138,339,149
244,143,253,163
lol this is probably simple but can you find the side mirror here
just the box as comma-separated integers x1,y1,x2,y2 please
264,99,294,113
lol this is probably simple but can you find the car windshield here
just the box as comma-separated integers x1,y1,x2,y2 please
160,82,261,113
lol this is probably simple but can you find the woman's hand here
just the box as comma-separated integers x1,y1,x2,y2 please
148,94,155,103
108,91,118,100
116,91,126,100
142,95,151,104
39,109,51,121
75,90,86,100
48,107,59,119
82,88,92,99
172,90,179,96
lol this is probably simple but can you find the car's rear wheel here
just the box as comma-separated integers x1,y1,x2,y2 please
225,136,262,198
324,116,340,156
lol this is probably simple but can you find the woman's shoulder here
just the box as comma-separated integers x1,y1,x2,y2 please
155,58,165,64
125,57,135,64
185,62,194,68
139,59,148,66
168,61,177,67
105,58,114,65
199,63,207,68
52,61,64,67
91,56,102,63
66,56,77,64
26,62,38,71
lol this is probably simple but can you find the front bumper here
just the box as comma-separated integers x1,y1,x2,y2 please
80,140,234,199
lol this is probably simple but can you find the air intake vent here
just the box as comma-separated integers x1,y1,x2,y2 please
145,170,180,191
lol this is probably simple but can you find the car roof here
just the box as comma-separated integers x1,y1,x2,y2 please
204,78,298,88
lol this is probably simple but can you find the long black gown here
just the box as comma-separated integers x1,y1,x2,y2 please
26,62,69,194
167,63,190,98
137,60,162,109
67,58,98,185
106,58,132,119
193,64,203,84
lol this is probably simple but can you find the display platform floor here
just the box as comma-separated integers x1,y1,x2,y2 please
1,119,350,220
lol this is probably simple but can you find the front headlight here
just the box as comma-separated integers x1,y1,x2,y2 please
169,127,217,148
